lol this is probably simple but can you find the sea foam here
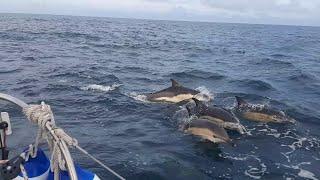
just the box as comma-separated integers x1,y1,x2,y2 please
81,83,122,92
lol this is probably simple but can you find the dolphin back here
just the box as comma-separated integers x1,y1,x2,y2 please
187,119,231,143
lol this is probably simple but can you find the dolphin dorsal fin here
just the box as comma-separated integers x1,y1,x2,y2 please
171,79,181,87
192,98,201,107
235,96,248,107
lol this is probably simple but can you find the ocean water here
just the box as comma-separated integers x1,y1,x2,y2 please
0,13,320,179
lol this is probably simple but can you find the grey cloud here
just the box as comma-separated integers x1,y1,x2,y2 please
201,0,320,16
196,0,320,25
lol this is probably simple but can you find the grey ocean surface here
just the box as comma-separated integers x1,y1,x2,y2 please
0,13,320,179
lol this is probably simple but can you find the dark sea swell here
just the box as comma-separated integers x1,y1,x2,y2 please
0,13,320,179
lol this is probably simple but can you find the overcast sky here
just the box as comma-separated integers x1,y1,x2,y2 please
1,0,319,26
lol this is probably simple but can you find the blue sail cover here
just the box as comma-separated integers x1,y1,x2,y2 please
14,148,100,180
47,165,100,180
15,149,50,179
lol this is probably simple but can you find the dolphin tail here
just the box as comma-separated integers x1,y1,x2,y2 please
235,96,248,107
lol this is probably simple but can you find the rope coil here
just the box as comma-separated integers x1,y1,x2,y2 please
23,102,77,180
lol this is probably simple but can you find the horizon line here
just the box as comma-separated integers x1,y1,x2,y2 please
1,12,319,28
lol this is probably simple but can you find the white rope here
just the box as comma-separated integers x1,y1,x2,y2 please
24,102,55,158
50,141,62,180
50,141,58,172
20,164,29,180
23,102,54,125
32,128,42,158
18,152,30,180
54,128,78,146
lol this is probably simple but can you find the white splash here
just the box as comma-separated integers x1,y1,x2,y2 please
194,86,214,102
223,154,253,161
223,154,267,179
279,162,318,180
127,92,149,102
298,169,318,180
58,79,68,83
254,124,282,138
245,164,267,180
81,83,122,92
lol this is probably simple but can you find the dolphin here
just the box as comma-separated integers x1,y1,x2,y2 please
234,96,295,123
146,79,201,103
186,98,246,134
183,118,231,143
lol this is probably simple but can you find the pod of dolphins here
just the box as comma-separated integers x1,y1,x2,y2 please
145,79,295,143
